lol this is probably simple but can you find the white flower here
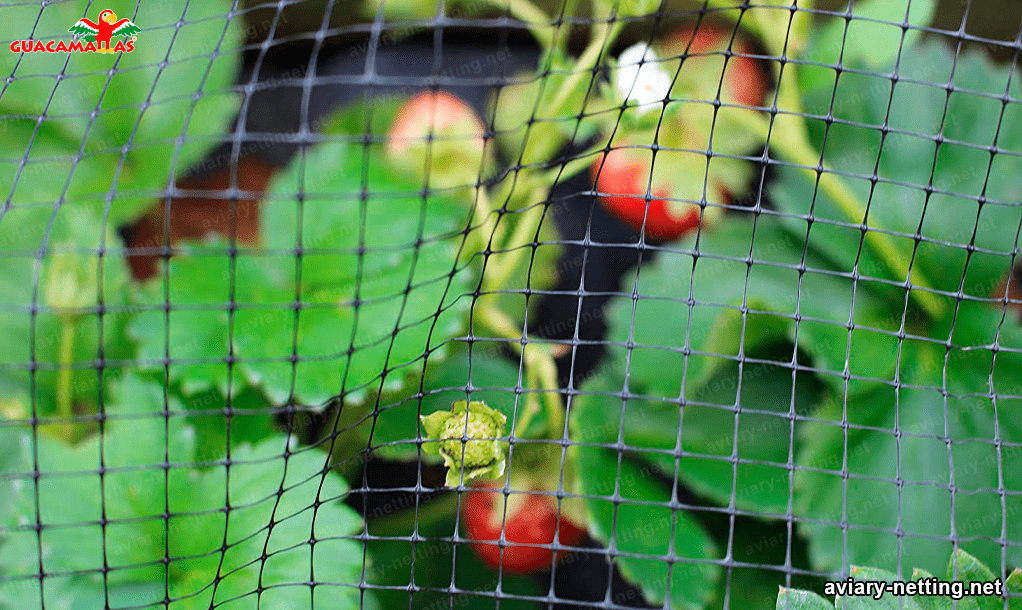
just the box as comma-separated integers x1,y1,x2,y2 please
615,42,672,115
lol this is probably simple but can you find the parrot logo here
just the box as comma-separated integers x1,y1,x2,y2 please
68,9,141,53
9,9,141,53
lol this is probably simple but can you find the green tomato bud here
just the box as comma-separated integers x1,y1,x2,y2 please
420,400,508,487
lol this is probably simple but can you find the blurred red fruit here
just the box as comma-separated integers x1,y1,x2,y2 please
666,22,769,108
388,90,486,156
591,147,726,241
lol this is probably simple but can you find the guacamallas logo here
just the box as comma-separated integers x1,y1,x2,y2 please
10,9,141,54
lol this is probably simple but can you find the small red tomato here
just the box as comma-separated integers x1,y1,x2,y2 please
387,90,486,156
666,22,769,108
463,483,586,574
591,147,727,241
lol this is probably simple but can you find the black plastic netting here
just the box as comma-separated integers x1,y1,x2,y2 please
2,0,1022,609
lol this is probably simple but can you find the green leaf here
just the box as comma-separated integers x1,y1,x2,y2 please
946,550,1001,610
777,588,834,610
0,423,30,531
1007,569,1022,610
319,95,407,139
360,0,484,20
774,44,1022,583
0,374,369,610
364,343,546,462
129,140,474,405
574,354,824,516
1,0,243,226
910,569,953,610
0,204,132,422
837,566,924,610
365,504,542,610
575,446,720,610
800,0,936,93
169,439,365,610
775,41,1022,300
947,549,996,582
0,118,118,215
777,552,1018,610
795,341,1022,577
1,374,193,588
602,215,892,404
1008,568,1022,592
179,384,282,462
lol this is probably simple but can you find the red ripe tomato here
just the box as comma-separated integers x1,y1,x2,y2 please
387,90,485,155
666,22,768,108
463,483,586,574
591,147,727,241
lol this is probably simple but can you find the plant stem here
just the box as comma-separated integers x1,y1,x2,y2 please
513,364,542,438
478,302,522,345
468,184,503,264
478,185,505,247
481,196,544,294
476,303,563,438
367,491,459,534
538,132,615,187
478,0,554,49
545,18,623,134
732,109,945,319
473,6,628,445
531,345,564,436
57,317,76,422
555,0,581,54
